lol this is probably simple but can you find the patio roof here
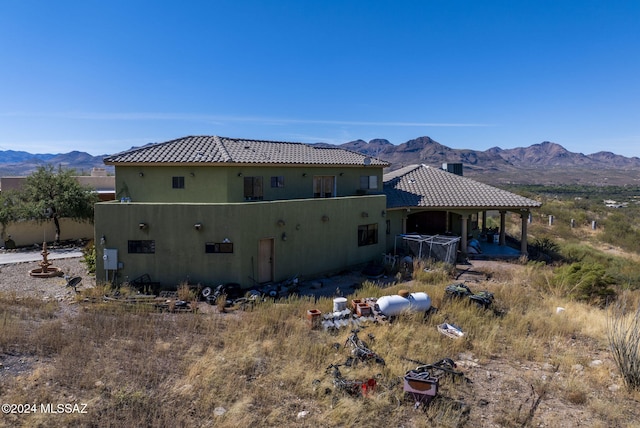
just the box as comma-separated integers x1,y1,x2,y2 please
383,164,542,210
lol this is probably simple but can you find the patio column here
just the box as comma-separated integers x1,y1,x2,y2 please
499,211,506,246
481,211,487,233
461,214,468,255
402,211,408,234
520,211,529,257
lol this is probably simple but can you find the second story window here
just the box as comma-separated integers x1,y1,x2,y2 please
244,176,263,201
172,176,185,189
360,175,378,190
313,176,335,198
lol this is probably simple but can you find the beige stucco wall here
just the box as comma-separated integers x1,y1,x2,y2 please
2,218,94,247
1,175,114,192
0,177,25,192
94,195,387,289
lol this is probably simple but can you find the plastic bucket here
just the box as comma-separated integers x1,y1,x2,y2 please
333,297,347,312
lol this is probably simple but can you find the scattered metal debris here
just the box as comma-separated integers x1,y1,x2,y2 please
402,357,470,408
445,283,494,308
325,363,377,397
438,322,465,339
344,329,385,366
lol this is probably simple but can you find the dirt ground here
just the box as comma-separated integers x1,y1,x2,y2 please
0,256,631,427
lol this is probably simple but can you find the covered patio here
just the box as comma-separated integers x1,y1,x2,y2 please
383,164,542,259
469,236,522,259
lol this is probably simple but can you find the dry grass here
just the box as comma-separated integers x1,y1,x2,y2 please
1,260,639,427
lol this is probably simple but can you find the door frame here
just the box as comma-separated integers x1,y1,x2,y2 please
257,237,274,283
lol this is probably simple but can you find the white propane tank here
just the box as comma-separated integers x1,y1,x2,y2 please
376,292,431,317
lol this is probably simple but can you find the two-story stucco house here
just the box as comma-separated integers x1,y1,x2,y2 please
94,136,390,288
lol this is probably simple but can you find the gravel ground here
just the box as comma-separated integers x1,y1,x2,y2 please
0,249,505,321
0,257,94,303
0,255,486,303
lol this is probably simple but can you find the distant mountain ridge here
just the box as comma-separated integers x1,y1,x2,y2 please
320,137,640,185
333,138,640,169
0,150,112,176
2,138,639,185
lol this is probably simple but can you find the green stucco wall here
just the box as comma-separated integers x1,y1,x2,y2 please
385,210,406,252
114,165,383,203
95,195,387,289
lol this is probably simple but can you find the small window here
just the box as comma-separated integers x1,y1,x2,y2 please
172,176,185,189
271,176,285,188
205,242,234,253
358,224,378,246
128,240,156,254
244,177,263,200
360,175,378,190
386,219,391,235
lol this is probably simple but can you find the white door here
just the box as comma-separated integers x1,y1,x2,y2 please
258,238,274,283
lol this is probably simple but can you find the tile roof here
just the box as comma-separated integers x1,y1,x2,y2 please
104,136,390,167
384,164,542,210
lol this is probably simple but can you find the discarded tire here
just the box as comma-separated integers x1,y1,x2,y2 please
201,286,213,299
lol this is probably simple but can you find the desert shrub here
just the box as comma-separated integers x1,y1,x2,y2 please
558,242,640,289
81,241,96,274
601,212,640,254
551,262,616,305
560,242,615,265
529,237,561,262
413,260,455,284
532,237,560,254
607,301,640,391
567,206,590,225
177,282,197,301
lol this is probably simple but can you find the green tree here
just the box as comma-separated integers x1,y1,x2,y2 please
0,190,19,242
18,165,98,243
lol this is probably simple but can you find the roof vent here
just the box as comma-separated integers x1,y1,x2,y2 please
442,163,463,176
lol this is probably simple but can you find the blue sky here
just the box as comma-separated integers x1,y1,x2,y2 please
1,1,639,157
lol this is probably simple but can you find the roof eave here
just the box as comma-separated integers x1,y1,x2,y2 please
104,161,389,168
387,204,541,211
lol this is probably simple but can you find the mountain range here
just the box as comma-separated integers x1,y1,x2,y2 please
329,138,640,186
1,138,639,186
0,150,113,177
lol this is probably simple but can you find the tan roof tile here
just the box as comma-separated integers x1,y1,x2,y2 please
384,164,541,209
104,136,390,167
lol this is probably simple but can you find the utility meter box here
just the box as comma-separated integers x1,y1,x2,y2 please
103,248,118,270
